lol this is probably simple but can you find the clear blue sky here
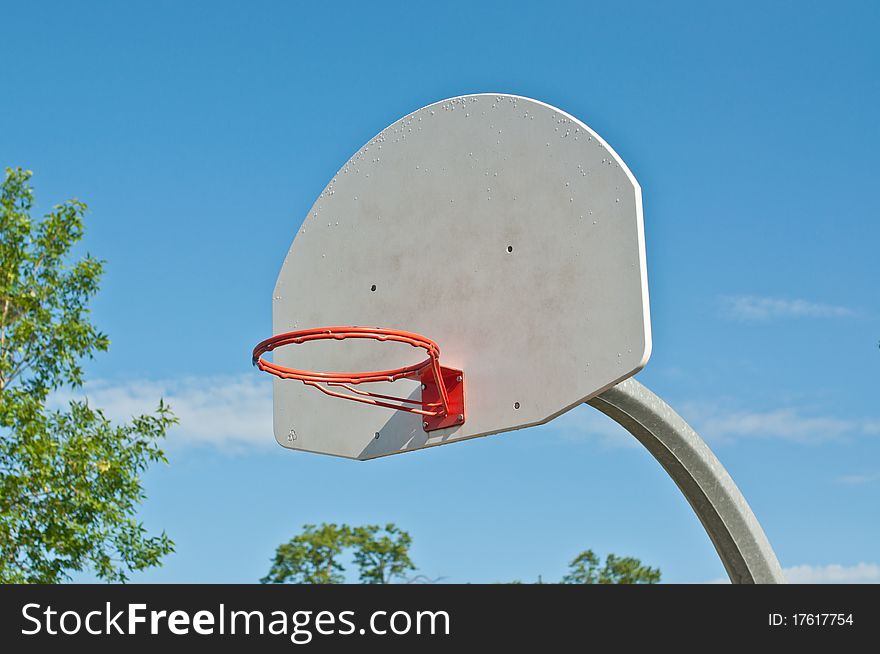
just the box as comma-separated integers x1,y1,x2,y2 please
1,1,878,583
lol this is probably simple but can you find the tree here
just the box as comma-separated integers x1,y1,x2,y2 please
0,167,175,583
261,523,352,584
561,549,661,584
261,522,417,584
351,523,415,584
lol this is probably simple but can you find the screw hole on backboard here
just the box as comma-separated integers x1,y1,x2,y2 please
370,284,377,292
514,402,520,409
374,432,380,439
507,245,513,253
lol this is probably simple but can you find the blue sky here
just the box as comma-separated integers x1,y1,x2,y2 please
1,1,878,583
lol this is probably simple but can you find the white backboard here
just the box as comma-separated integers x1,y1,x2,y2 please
269,94,650,459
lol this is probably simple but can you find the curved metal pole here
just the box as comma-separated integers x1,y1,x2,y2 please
587,378,785,584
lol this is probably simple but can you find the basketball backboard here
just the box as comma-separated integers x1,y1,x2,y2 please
261,94,650,459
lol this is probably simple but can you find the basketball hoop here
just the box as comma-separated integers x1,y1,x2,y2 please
252,326,465,431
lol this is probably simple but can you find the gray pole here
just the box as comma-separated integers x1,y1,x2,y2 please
588,378,785,584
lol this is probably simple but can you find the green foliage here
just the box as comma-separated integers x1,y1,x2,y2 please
0,167,175,583
263,520,661,585
351,523,415,584
561,549,661,584
261,523,351,584
261,522,416,584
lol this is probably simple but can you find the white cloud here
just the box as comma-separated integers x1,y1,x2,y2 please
547,398,877,449
50,376,877,453
784,563,880,583
837,472,880,485
549,404,638,449
680,402,877,445
720,295,854,321
708,562,880,584
699,409,853,445
52,375,274,453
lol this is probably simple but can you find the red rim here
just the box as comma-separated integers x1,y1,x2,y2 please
251,326,452,418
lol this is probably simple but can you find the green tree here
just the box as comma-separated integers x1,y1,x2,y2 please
351,523,415,584
262,522,417,584
261,523,352,584
561,549,661,584
0,167,175,583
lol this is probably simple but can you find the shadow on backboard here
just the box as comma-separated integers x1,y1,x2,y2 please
357,385,459,460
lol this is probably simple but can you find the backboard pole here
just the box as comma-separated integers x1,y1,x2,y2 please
587,378,785,584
